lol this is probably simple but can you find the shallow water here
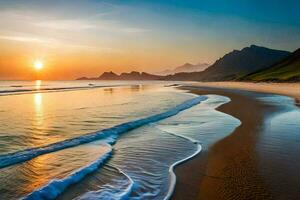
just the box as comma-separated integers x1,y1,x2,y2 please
0,81,240,199
257,95,300,200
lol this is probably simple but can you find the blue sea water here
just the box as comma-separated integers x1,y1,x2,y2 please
0,81,240,199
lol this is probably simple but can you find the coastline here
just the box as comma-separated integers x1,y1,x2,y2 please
183,81,300,104
172,84,291,199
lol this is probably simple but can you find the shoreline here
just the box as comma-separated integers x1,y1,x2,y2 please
172,85,288,199
183,81,300,105
164,134,202,200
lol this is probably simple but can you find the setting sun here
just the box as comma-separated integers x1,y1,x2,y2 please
34,60,43,71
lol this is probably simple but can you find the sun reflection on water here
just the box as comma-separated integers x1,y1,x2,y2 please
35,80,42,90
34,93,42,107
34,93,43,127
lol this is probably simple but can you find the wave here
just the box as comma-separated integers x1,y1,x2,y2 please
0,85,119,96
0,95,208,169
22,144,112,200
159,129,202,200
76,165,134,200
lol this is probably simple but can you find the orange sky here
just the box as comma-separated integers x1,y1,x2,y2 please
0,36,220,80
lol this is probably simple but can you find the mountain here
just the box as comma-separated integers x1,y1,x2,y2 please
240,48,300,82
195,45,291,81
98,71,119,80
118,71,162,80
76,77,90,80
157,63,210,75
76,45,293,82
77,71,119,80
174,63,210,73
77,71,163,80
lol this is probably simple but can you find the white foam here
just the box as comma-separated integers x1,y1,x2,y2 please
160,129,202,200
77,165,134,200
22,144,113,200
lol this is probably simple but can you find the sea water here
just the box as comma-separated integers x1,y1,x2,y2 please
256,94,300,200
0,81,240,199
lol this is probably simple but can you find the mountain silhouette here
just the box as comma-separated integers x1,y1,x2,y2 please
241,48,300,81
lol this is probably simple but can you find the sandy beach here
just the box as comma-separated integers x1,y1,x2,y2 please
184,82,300,103
172,82,300,200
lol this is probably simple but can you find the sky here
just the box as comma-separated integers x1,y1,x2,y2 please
0,0,299,80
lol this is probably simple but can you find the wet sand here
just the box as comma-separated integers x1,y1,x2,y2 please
172,86,287,200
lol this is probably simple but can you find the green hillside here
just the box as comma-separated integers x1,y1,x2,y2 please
241,48,300,81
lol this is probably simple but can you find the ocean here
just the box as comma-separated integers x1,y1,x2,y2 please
0,80,240,199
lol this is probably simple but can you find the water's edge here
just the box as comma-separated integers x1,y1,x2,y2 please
161,129,202,200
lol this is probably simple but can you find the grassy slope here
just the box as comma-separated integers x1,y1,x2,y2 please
242,49,300,81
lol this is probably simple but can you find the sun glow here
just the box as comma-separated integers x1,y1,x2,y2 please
34,60,44,70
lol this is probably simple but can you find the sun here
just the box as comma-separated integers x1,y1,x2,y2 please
34,60,44,71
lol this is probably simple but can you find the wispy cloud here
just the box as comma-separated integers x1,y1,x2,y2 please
0,33,121,53
34,19,97,30
0,35,52,44
35,18,150,34
0,4,151,55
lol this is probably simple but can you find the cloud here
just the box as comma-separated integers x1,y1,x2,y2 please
0,35,52,44
34,18,149,35
35,19,97,30
0,33,121,53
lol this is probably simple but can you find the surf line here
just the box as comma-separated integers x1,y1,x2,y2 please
159,129,202,200
23,144,113,200
76,164,134,200
0,95,208,169
0,84,130,97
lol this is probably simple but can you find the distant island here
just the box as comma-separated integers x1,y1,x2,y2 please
77,45,300,82
77,71,164,81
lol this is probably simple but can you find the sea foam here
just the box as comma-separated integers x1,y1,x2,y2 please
159,129,202,200
76,165,134,200
23,144,112,200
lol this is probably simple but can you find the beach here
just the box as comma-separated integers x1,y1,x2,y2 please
172,82,300,200
185,82,300,103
